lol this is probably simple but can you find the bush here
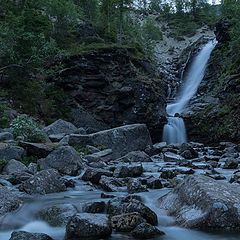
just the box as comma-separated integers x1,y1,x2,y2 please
11,115,47,143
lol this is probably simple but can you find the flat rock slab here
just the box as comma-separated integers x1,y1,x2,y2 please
10,231,53,240
68,124,152,159
158,175,240,230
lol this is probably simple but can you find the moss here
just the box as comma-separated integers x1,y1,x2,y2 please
73,145,91,156
21,155,38,166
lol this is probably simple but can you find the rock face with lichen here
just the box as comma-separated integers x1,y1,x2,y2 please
158,175,240,230
49,47,166,141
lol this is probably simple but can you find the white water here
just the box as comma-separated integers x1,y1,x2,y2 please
162,40,216,144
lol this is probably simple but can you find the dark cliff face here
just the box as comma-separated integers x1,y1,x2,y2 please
184,20,240,143
49,47,167,142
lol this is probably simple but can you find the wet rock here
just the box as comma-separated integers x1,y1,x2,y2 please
127,178,147,194
19,141,55,158
48,133,66,142
83,201,106,213
131,223,165,239
230,171,240,184
99,176,125,192
81,168,113,184
65,213,112,240
113,164,143,178
146,177,163,189
20,169,66,194
160,169,178,179
86,145,100,154
222,158,239,169
10,231,53,240
0,132,14,141
8,171,33,185
43,119,77,135
0,143,25,161
111,212,146,232
37,204,77,227
69,124,152,159
163,152,184,162
85,149,113,163
38,146,82,176
158,175,240,230
179,143,198,159
2,159,27,175
28,163,38,174
116,151,151,163
101,192,116,198
0,187,22,215
107,196,158,225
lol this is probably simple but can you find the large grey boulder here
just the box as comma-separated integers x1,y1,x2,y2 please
0,187,22,215
113,164,143,178
2,159,27,175
81,168,113,184
158,175,240,230
20,169,66,194
10,231,53,240
43,119,77,135
0,143,25,161
69,124,152,159
65,213,112,240
38,146,83,176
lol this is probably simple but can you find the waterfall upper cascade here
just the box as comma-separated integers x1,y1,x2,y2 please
162,40,217,144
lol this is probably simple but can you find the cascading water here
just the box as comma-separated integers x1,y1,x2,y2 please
162,40,217,144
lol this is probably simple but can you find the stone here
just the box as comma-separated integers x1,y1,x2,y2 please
43,119,77,135
83,201,106,213
84,149,113,163
107,196,158,225
131,223,165,239
113,164,143,178
146,177,163,189
0,132,14,141
19,141,56,158
179,143,198,159
38,146,82,176
116,151,151,163
158,175,240,230
163,152,184,162
0,143,25,161
8,171,33,185
127,178,147,194
99,176,125,192
10,231,53,240
2,159,27,175
111,212,146,232
68,124,152,159
0,187,22,215
222,158,239,169
20,169,66,194
81,168,113,184
65,213,112,240
37,204,77,227
160,168,178,179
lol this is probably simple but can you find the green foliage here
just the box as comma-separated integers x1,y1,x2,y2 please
22,155,38,165
0,103,11,128
0,159,7,172
73,145,91,156
11,115,47,143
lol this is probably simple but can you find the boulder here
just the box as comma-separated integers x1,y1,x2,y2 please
146,177,163,189
163,152,184,162
8,171,33,185
10,231,53,240
0,132,14,141
113,164,143,178
111,212,146,232
37,204,77,226
68,124,152,159
222,158,239,169
84,149,113,163
43,119,77,135
81,167,113,184
2,159,27,175
158,175,240,230
0,187,22,215
127,178,147,194
19,141,56,158
179,143,198,159
107,196,158,225
0,143,25,161
131,223,165,239
65,213,112,240
83,201,106,213
38,146,82,176
99,176,125,192
20,169,66,194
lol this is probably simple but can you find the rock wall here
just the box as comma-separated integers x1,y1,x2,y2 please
49,47,167,142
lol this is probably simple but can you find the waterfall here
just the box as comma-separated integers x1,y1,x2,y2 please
162,40,217,144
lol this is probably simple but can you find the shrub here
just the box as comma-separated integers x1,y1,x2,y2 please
11,115,47,143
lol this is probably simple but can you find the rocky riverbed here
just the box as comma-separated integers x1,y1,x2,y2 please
0,120,240,240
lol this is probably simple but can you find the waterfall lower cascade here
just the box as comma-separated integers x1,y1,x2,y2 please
162,40,217,144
